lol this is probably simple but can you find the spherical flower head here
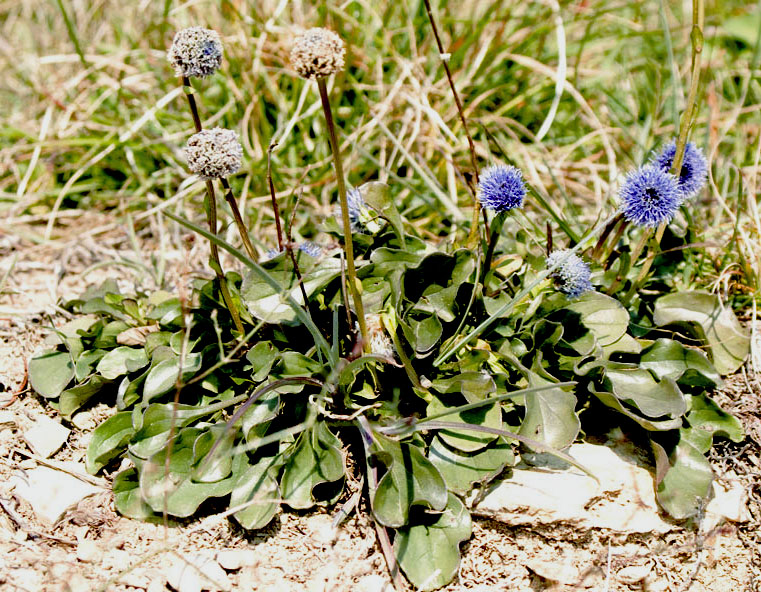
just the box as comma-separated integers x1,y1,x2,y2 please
184,128,242,180
168,27,223,78
477,165,526,212
366,314,394,358
619,165,680,228
651,140,708,199
290,27,345,79
546,249,593,299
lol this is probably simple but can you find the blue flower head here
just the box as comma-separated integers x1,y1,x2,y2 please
346,188,365,230
263,247,282,261
619,165,680,228
651,140,708,199
477,165,526,212
546,249,593,299
298,241,322,258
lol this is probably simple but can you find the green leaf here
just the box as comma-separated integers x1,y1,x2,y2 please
241,257,342,325
96,346,149,380
86,411,135,474
429,436,513,495
240,389,280,441
566,292,629,348
191,424,235,483
652,438,713,519
604,366,686,418
231,455,280,530
681,393,744,453
430,372,496,404
29,350,75,399
139,429,243,517
279,423,345,509
360,181,405,245
518,373,579,452
394,493,472,591
60,375,111,418
113,468,157,520
589,387,683,431
370,432,448,528
142,352,202,401
427,396,502,453
129,402,210,459
641,339,721,387
246,341,278,382
653,292,750,375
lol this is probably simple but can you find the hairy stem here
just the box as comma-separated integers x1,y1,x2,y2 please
220,177,257,262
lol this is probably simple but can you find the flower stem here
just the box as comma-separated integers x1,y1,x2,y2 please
182,76,244,335
220,177,257,262
267,142,285,251
317,78,368,350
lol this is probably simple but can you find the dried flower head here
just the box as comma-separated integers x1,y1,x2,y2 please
168,27,223,78
366,314,394,358
477,165,526,212
651,140,708,200
184,128,242,180
290,27,345,79
546,249,593,299
619,165,680,228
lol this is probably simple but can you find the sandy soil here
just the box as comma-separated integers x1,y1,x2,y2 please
0,225,758,592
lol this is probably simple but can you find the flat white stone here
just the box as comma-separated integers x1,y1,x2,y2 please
23,415,70,458
76,539,100,563
356,574,394,592
9,463,103,526
167,554,232,592
215,549,257,571
0,410,16,428
472,443,675,533
702,478,751,533
617,562,653,584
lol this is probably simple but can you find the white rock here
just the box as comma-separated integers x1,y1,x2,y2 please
216,549,257,571
71,410,96,430
472,443,675,533
9,463,103,526
617,562,653,584
147,577,168,592
23,415,70,458
525,558,580,584
0,410,16,428
356,574,393,592
702,478,750,533
76,539,100,563
167,554,232,592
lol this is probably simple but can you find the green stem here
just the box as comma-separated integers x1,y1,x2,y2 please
220,177,257,262
316,78,368,350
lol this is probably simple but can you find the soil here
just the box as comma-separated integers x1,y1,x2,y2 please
0,224,759,592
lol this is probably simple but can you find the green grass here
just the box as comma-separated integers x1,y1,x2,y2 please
0,0,759,299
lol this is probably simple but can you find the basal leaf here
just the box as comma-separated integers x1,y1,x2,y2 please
605,366,686,418
518,372,579,452
641,338,721,387
681,393,744,453
29,350,75,399
394,493,472,591
371,432,447,528
653,291,749,375
96,346,149,380
429,436,513,495
427,396,502,453
566,291,629,348
113,467,156,520
60,375,111,418
86,411,135,474
279,423,345,510
142,352,202,401
652,438,713,519
129,403,211,459
231,455,281,530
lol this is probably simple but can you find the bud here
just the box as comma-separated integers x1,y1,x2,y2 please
168,27,223,78
184,128,242,180
290,27,345,79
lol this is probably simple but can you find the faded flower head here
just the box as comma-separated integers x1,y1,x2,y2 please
184,128,242,180
168,27,223,78
651,140,708,200
290,27,345,79
366,314,394,358
336,187,380,233
477,165,526,212
619,165,680,228
546,249,593,299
